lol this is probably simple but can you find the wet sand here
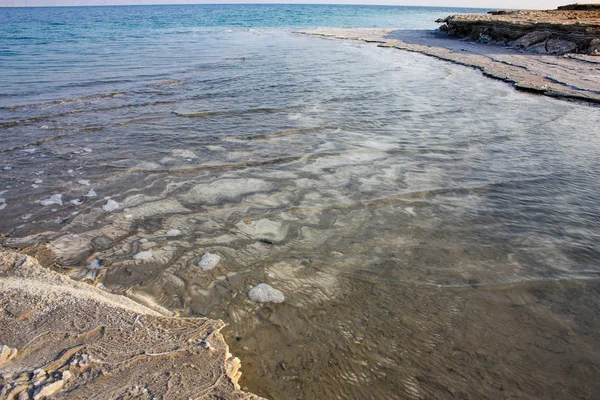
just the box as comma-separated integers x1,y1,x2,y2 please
296,28,600,104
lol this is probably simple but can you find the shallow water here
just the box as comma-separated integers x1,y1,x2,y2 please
1,5,600,400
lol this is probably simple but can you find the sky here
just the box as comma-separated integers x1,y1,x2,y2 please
0,0,569,9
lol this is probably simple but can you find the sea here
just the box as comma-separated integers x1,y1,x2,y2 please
1,4,600,399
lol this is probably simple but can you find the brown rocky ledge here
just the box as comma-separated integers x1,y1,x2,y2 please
296,28,600,104
0,249,263,400
437,6,600,55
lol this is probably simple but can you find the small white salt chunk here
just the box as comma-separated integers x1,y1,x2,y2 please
0,203,6,210
166,229,182,237
82,147,92,153
21,214,32,220
85,189,97,197
3,166,12,170
41,125,49,129
22,148,36,154
34,179,43,184
139,238,148,243
88,259,102,269
77,179,90,186
197,253,221,271
102,199,118,212
248,283,285,303
67,169,74,176
31,184,39,188
70,199,83,205
133,251,153,260
40,194,63,206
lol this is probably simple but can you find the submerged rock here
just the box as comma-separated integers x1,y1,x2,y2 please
40,194,63,206
248,283,285,303
198,253,221,271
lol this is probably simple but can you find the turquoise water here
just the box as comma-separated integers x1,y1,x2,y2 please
1,4,600,400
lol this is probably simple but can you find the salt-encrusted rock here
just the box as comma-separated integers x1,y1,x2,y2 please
40,194,62,206
198,253,221,270
33,379,64,400
102,199,118,212
589,38,600,54
166,229,182,237
248,283,285,303
0,345,18,365
77,179,90,186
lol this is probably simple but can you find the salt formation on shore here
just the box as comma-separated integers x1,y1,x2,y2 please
0,249,262,400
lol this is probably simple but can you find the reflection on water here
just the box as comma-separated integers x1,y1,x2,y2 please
1,31,599,399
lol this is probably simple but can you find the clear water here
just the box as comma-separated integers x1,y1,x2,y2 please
1,5,600,400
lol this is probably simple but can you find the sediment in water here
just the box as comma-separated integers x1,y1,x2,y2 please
0,249,263,400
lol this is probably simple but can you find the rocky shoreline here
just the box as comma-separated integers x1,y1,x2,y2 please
296,25,600,104
0,249,263,400
437,6,600,55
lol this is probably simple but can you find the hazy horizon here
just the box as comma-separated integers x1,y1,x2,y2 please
0,1,568,10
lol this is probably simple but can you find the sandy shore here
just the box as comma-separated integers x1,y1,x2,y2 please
295,28,600,104
0,249,263,400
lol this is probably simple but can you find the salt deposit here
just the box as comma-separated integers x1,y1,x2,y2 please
171,149,199,159
40,194,63,206
248,283,285,303
0,203,6,210
34,179,43,184
85,189,97,197
197,253,221,271
133,251,153,260
102,199,119,212
77,180,90,186
166,229,182,236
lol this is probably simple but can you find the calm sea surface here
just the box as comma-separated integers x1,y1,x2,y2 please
1,5,600,400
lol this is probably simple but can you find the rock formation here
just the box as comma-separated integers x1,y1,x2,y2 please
437,7,600,55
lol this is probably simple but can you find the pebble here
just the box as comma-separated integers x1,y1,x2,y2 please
197,253,221,271
248,283,285,303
